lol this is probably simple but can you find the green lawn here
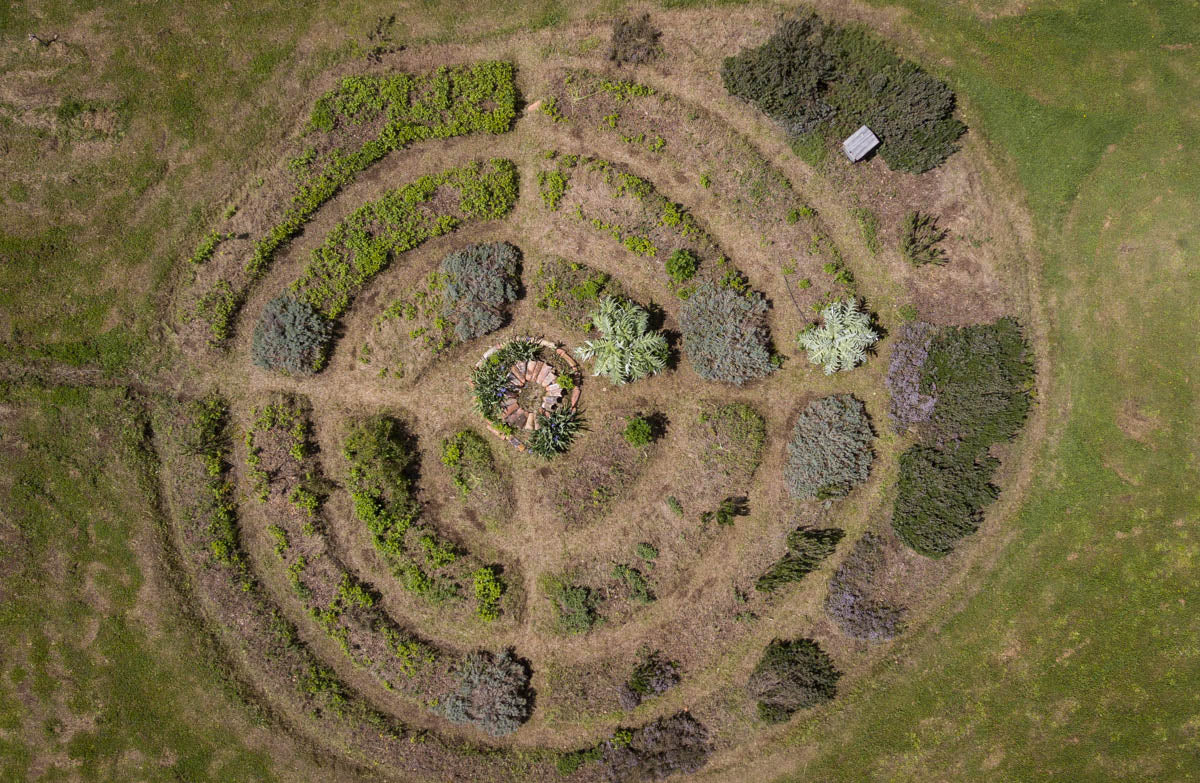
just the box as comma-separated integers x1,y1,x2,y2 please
0,386,289,781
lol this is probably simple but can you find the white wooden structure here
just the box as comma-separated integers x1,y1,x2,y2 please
842,126,880,162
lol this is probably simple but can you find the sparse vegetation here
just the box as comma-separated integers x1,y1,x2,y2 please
542,573,600,634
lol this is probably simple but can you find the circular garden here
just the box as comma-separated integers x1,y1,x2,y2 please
168,7,1041,782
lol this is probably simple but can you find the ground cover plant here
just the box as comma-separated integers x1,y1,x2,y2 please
721,11,966,173
440,241,522,341
438,649,532,736
824,532,905,640
889,319,1033,556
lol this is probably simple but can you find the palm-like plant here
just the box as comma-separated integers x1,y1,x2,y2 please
798,299,880,374
575,297,668,384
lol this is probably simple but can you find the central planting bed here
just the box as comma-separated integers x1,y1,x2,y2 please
473,337,583,452
163,6,1041,783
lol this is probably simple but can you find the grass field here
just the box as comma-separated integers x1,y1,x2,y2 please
1,0,1197,780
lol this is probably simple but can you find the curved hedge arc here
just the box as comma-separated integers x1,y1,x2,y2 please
188,61,519,345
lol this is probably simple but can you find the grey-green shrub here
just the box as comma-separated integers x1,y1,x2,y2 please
784,394,874,499
440,241,521,341
438,648,531,736
252,294,333,375
679,282,774,385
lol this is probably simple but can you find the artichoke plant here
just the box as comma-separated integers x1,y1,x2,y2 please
575,297,668,384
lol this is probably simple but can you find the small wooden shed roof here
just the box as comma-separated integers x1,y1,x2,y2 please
842,126,880,162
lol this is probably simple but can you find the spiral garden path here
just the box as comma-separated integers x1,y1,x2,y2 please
158,8,1043,782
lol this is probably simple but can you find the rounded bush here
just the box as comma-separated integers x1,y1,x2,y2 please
438,649,531,736
784,394,874,499
251,294,333,375
679,282,774,385
747,638,840,723
441,241,521,342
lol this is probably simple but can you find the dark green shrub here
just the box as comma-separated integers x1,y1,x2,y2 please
755,527,843,593
784,395,874,499
623,415,653,446
922,318,1034,452
251,294,333,375
599,712,711,782
720,12,965,174
665,249,699,284
892,445,998,558
440,241,522,341
608,14,662,65
680,282,774,384
747,638,840,723
618,649,680,709
824,532,904,640
700,496,747,528
438,649,531,736
900,211,948,265
542,574,600,634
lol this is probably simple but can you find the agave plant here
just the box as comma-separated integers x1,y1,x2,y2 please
798,299,880,374
527,406,583,459
574,297,668,384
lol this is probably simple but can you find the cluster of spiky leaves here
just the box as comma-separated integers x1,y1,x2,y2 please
784,394,875,499
900,210,949,266
755,527,843,593
886,322,937,433
438,649,531,736
575,297,668,384
720,12,966,173
747,638,841,724
251,294,333,375
798,299,879,374
824,532,905,640
679,282,774,384
470,338,541,422
527,405,584,460
440,241,522,341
